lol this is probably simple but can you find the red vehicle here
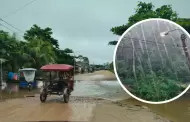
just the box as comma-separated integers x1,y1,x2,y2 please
39,64,74,103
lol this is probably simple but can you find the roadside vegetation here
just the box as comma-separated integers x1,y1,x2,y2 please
108,1,190,101
0,24,90,77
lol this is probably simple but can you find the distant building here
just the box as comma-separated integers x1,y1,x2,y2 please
74,64,82,73
75,62,89,73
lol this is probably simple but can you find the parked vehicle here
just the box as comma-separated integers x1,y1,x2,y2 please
18,68,37,91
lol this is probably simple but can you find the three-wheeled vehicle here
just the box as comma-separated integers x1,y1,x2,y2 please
19,68,37,91
39,64,74,103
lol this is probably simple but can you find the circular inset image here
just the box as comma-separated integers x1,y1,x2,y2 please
114,18,190,104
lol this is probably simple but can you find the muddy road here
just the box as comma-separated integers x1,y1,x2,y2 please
0,95,170,122
0,70,170,122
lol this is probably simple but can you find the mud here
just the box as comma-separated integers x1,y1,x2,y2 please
0,70,170,122
91,102,171,122
0,95,170,122
74,70,116,81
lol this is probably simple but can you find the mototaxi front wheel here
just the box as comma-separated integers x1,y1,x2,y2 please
63,87,70,103
28,85,32,92
40,91,47,103
28,82,33,92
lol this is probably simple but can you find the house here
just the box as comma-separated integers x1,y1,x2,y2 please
75,61,89,73
74,64,81,73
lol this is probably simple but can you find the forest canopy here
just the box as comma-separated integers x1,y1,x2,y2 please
0,24,89,73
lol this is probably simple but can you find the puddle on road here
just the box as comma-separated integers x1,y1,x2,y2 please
124,93,190,122
0,90,37,100
71,81,128,101
0,81,127,101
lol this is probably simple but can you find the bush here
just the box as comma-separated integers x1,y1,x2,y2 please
130,74,183,101
116,59,188,101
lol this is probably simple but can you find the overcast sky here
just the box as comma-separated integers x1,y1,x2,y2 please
0,0,190,64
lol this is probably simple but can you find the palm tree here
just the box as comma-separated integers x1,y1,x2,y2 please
24,24,59,48
0,31,33,71
27,39,56,69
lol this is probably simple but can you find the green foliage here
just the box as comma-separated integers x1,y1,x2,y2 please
108,40,118,45
62,48,73,53
24,24,59,48
108,62,114,72
26,39,56,68
131,75,183,101
83,57,89,64
116,57,188,101
0,25,89,73
176,19,190,33
108,1,190,45
55,49,74,65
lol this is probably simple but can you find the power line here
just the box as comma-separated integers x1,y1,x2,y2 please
0,23,15,32
2,0,37,18
0,0,38,35
0,22,23,38
0,19,23,33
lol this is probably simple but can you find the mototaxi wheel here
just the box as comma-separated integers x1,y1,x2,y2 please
63,87,70,103
28,85,32,92
28,82,32,92
40,90,47,103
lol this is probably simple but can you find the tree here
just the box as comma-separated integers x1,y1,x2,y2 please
0,31,34,71
0,31,10,57
109,62,114,72
55,49,74,65
24,24,59,48
77,55,83,59
62,48,73,53
0,25,89,73
108,40,118,45
27,39,56,69
111,3,190,101
108,1,189,45
83,57,89,65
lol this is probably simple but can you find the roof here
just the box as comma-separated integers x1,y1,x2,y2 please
40,64,73,71
19,68,37,71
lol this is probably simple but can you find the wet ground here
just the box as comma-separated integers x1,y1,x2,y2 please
0,80,127,122
74,70,116,81
0,96,102,122
0,80,170,122
0,80,128,101
72,80,129,101
122,93,190,122
0,70,187,122
0,95,170,122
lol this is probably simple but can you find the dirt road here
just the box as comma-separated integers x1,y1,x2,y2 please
74,70,117,81
0,95,170,122
0,70,171,122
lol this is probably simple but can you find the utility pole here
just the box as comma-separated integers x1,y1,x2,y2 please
0,58,7,100
0,59,2,101
181,34,190,70
0,59,6,90
0,59,2,90
73,55,75,73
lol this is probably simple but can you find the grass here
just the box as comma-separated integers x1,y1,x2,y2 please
121,74,186,102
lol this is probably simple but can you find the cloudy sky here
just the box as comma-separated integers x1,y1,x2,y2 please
0,0,190,64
